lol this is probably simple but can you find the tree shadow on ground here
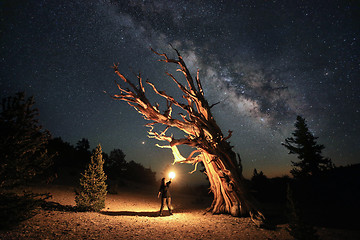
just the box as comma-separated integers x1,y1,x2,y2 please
41,201,78,212
100,210,167,217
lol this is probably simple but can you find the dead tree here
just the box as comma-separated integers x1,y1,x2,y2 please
111,47,264,224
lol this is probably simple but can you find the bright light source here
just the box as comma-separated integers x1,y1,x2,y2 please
169,171,176,179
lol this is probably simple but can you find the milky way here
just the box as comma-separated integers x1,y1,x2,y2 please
1,0,359,181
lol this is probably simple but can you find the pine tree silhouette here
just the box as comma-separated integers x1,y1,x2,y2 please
282,116,334,178
0,92,52,189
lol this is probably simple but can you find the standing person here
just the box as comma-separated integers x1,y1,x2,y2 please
158,177,173,216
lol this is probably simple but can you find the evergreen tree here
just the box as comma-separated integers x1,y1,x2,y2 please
286,184,319,240
0,92,53,229
105,148,126,180
75,138,91,169
282,116,334,178
0,92,52,189
76,138,90,152
251,168,269,202
251,168,267,181
75,144,107,211
251,169,268,188
124,160,156,184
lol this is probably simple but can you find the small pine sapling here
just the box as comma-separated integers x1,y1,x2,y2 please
75,144,107,211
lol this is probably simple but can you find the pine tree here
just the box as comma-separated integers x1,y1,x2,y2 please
75,144,107,211
0,92,53,229
282,116,334,178
0,92,52,189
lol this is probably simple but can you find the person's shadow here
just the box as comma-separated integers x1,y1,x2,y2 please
100,210,172,217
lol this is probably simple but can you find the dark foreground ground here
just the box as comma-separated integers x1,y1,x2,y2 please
1,184,360,240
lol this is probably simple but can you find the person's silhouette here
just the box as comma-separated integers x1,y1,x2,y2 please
158,177,173,216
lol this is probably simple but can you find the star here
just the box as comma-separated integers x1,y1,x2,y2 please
1,0,359,180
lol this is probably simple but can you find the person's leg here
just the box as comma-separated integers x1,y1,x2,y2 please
166,197,173,215
159,198,165,216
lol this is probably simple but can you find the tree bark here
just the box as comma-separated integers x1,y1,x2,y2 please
111,47,264,224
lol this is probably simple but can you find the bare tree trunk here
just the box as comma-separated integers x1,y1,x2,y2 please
203,152,262,218
110,46,264,224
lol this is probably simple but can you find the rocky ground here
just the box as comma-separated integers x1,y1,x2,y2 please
1,184,359,240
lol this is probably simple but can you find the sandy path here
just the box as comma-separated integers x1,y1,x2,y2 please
0,185,359,240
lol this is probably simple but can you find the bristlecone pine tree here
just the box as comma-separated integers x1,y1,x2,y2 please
282,116,334,178
110,47,264,224
75,144,107,211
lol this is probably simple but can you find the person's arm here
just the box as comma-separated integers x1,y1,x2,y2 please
167,180,172,186
157,192,161,198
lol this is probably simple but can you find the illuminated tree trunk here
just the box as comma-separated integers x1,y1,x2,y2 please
110,47,264,224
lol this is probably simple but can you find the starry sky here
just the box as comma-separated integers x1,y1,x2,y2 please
1,0,359,183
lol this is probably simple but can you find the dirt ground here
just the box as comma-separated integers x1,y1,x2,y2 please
1,184,359,240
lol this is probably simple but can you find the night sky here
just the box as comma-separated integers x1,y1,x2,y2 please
1,0,359,183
